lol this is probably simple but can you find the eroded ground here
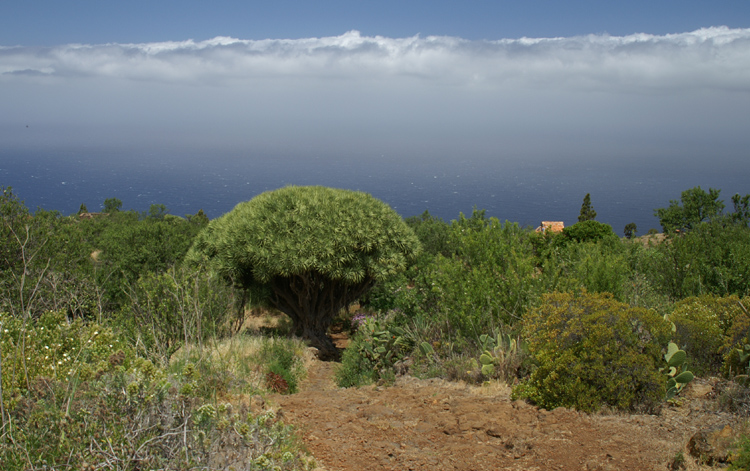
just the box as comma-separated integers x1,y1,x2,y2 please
275,359,741,471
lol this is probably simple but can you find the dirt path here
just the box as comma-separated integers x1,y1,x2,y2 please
276,356,738,471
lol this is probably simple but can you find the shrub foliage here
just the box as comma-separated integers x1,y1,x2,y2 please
669,295,745,377
514,291,672,412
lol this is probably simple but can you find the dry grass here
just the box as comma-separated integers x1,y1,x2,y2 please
634,232,668,246
241,307,293,332
468,379,514,397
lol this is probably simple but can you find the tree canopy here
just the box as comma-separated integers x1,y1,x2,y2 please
103,197,123,213
187,186,421,356
623,222,637,239
654,186,724,233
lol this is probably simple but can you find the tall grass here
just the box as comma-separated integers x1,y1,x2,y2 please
1,311,315,471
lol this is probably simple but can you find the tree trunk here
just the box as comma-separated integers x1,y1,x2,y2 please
268,271,373,359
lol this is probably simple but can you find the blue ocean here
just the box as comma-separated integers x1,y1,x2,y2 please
2,147,748,235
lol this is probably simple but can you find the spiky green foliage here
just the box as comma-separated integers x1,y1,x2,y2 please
461,331,529,385
187,186,420,356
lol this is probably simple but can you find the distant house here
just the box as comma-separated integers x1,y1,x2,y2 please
535,221,564,233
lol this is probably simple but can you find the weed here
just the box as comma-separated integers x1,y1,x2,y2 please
730,432,750,470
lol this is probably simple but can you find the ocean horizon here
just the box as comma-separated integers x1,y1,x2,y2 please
2,146,748,236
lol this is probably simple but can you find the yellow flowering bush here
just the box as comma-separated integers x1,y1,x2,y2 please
513,291,672,413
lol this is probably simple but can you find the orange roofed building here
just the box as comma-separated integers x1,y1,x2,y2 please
535,221,564,233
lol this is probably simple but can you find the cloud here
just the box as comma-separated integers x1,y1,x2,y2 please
2,27,750,92
1,27,749,165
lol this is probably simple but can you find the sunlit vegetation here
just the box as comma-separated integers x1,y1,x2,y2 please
2,184,750,469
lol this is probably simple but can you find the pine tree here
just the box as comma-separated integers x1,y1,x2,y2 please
578,193,597,222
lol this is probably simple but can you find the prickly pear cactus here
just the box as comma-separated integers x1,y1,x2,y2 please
356,318,409,374
476,332,519,379
661,342,694,400
419,341,435,356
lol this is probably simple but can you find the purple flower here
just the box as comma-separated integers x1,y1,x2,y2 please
351,312,370,329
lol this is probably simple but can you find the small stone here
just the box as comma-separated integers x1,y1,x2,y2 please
687,424,734,465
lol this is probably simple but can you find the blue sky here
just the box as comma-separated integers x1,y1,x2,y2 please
1,1,749,226
2,1,749,45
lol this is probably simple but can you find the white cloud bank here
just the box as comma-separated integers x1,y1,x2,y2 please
2,27,749,163
2,27,750,91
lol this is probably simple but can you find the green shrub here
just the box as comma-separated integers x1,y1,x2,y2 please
256,337,306,394
565,239,630,300
730,432,750,470
619,242,673,314
652,221,750,299
93,211,204,308
724,303,750,379
335,316,409,387
115,265,233,365
405,209,453,258
0,310,133,407
669,295,744,377
402,255,511,338
364,272,408,313
513,291,672,413
335,334,378,387
562,220,618,244
390,213,543,342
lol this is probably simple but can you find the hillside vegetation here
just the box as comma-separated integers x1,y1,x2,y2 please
2,185,750,470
